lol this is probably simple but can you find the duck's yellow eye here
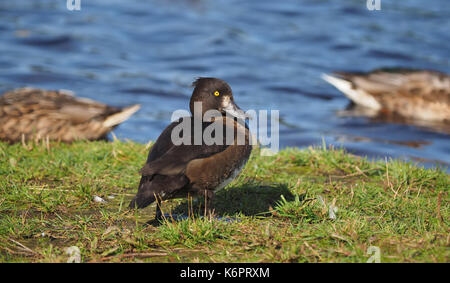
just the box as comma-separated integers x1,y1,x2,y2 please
214,91,220,96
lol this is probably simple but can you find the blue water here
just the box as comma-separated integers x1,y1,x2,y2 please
0,0,449,170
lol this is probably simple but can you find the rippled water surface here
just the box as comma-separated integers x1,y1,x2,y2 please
0,0,449,170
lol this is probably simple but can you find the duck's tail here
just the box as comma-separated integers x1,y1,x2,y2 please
321,73,381,110
103,104,141,128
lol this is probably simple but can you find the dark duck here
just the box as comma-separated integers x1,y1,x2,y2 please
129,78,252,219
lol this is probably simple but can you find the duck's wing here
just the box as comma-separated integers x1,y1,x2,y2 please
130,139,229,209
0,88,140,141
339,69,449,97
321,73,383,110
1,88,140,124
322,69,450,110
130,118,231,209
2,88,109,122
129,174,190,209
140,117,230,177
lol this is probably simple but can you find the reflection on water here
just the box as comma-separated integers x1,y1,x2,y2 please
337,104,450,136
0,0,449,171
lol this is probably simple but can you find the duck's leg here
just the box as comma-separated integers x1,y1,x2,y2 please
155,195,163,220
203,190,215,218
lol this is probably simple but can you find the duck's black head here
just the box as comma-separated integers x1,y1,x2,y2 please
190,77,246,119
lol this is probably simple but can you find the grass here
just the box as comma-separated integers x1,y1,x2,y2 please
0,139,448,262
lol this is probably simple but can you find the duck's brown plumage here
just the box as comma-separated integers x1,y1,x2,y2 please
322,68,450,122
129,78,252,218
0,87,140,142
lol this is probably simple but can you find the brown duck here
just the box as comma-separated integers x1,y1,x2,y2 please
129,78,252,219
322,68,450,122
0,87,140,142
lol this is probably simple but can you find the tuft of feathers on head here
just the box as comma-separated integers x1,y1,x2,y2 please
192,77,201,87
191,77,231,93
192,77,213,88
